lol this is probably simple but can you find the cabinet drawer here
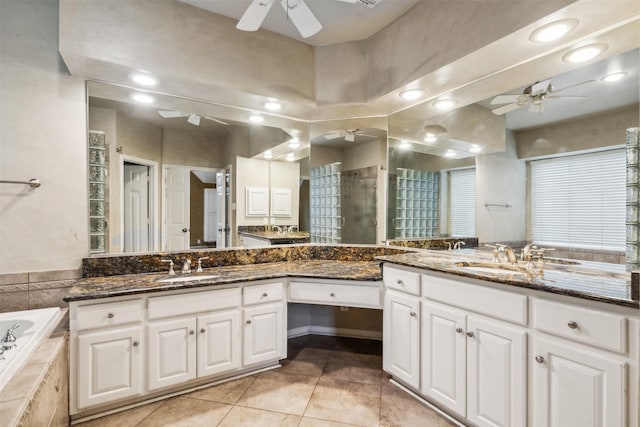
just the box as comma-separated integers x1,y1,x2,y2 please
289,281,381,308
422,274,527,326
532,299,627,353
148,287,240,319
243,282,284,306
76,299,143,331
383,265,420,296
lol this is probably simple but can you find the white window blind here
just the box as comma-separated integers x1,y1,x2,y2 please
530,149,625,251
450,168,476,236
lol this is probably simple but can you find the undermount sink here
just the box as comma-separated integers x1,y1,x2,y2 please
453,261,527,276
157,274,219,283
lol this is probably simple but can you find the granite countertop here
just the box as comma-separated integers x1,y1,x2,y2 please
377,251,639,308
64,260,381,302
239,230,310,241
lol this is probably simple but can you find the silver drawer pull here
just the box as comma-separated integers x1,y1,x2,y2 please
330,293,335,297
567,321,578,329
455,327,463,334
466,331,474,338
396,279,403,285
189,330,195,335
262,292,268,297
133,341,140,347
107,313,115,319
200,328,206,334
535,355,545,364
246,320,252,325
410,312,416,317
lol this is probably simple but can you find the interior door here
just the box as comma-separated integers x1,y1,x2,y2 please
165,167,190,250
123,164,150,252
216,171,226,248
204,188,217,243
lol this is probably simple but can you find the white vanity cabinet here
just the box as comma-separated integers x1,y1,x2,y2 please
242,282,286,366
382,267,421,389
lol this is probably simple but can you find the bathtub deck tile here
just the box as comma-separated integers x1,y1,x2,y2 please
0,362,48,402
0,397,30,426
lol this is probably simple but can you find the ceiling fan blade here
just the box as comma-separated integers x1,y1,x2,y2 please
345,133,355,142
530,79,552,96
281,0,322,38
546,95,588,99
492,103,523,115
237,0,274,31
490,94,521,105
203,115,229,125
187,114,201,126
158,110,187,118
334,0,358,3
551,79,595,93
324,131,344,139
529,103,543,113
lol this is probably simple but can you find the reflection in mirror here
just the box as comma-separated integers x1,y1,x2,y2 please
309,117,387,244
87,81,309,255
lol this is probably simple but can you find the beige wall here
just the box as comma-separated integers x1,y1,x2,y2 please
269,161,301,227
162,129,226,169
1,0,88,274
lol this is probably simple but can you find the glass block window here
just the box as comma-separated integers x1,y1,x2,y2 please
395,168,439,238
310,163,342,244
88,131,107,253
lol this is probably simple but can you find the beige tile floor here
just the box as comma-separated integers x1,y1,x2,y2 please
77,335,456,427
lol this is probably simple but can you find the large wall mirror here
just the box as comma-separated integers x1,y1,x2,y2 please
87,81,310,255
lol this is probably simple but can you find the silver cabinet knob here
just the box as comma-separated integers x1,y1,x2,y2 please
189,330,195,335
246,320,252,325
396,279,403,285
330,293,335,297
567,321,578,329
107,313,114,319
262,292,268,297
200,328,206,334
535,355,545,364
456,327,464,334
466,331,474,338
410,311,416,317
133,341,140,347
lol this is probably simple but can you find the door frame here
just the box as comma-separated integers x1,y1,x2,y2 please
161,164,222,250
120,155,159,252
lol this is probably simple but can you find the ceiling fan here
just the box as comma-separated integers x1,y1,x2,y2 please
237,0,380,38
324,128,377,142
158,110,229,126
490,78,594,115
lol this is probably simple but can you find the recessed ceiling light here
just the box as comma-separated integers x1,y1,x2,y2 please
264,151,273,159
249,114,264,123
288,137,300,148
602,71,628,82
444,149,456,158
131,93,154,104
424,133,437,143
470,144,482,153
399,89,426,101
129,72,158,86
399,140,411,150
433,99,457,111
562,43,608,63
286,153,295,161
529,18,578,43
264,101,282,111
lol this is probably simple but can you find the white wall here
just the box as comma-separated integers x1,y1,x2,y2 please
0,0,88,274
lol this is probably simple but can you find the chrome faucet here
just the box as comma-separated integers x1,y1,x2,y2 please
2,324,19,350
196,257,209,273
521,243,538,262
287,225,298,233
445,241,453,251
453,241,466,250
162,259,176,275
497,245,518,264
181,258,192,274
272,225,283,234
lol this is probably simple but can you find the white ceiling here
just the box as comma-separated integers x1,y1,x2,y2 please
178,0,421,46
481,48,639,131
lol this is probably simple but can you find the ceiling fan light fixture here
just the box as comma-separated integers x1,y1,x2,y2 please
444,149,456,158
264,101,282,111
602,72,628,82
286,153,295,161
470,144,482,153
433,99,457,111
529,18,578,43
249,114,265,123
187,114,201,126
131,93,154,104
563,43,608,63
129,72,158,87
288,137,300,148
264,151,273,159
399,89,426,101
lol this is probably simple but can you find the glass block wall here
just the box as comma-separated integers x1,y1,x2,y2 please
310,162,342,243
626,127,640,271
395,168,439,238
88,131,107,254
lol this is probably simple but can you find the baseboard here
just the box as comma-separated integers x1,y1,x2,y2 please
287,325,382,340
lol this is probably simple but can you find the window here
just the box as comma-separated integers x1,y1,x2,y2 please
530,149,625,251
449,168,476,236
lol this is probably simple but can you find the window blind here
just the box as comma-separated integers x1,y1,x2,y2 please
450,168,476,236
530,149,625,251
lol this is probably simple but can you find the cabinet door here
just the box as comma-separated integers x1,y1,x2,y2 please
467,316,526,427
77,326,143,409
532,337,626,427
243,303,285,366
148,318,196,391
383,289,420,389
197,310,241,378
421,301,467,417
